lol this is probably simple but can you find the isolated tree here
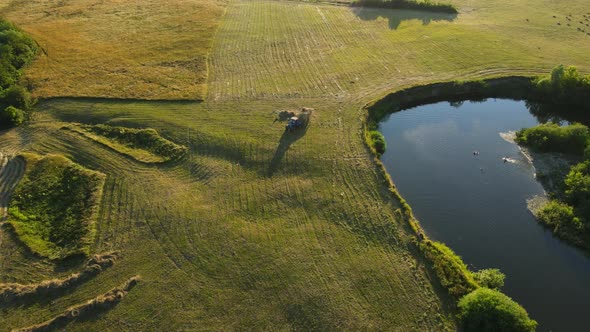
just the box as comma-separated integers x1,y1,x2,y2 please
458,288,537,332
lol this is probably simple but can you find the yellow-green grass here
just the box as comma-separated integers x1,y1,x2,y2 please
209,0,590,101
62,124,187,163
0,98,452,330
0,0,227,100
0,0,589,330
7,153,105,260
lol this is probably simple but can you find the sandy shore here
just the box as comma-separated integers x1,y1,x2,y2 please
500,131,581,215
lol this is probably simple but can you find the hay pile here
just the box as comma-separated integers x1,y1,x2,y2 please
14,275,140,332
0,252,118,305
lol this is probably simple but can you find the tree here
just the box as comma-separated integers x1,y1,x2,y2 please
458,288,537,332
472,269,505,290
1,84,32,110
0,105,25,126
369,130,387,155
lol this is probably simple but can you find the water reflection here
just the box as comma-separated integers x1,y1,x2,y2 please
526,100,590,125
379,99,590,331
351,8,457,29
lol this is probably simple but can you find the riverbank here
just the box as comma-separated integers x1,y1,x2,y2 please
364,84,546,329
500,131,580,197
502,130,590,254
374,96,590,330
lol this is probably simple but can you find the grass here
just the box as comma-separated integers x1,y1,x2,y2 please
0,0,589,330
0,0,226,100
14,275,140,332
7,153,105,259
63,124,187,163
0,252,118,306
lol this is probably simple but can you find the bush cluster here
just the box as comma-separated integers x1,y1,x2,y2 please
351,0,458,14
538,200,582,234
368,130,387,156
561,161,590,230
515,123,590,155
472,268,505,290
533,65,590,110
516,121,590,243
419,240,478,299
0,19,37,128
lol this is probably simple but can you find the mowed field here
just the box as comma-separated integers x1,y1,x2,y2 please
1,0,590,330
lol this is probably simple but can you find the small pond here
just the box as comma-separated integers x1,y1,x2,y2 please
379,99,590,331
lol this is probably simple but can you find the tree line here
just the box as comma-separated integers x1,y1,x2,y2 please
0,18,37,128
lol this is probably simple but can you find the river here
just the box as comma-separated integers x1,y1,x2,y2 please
379,99,590,331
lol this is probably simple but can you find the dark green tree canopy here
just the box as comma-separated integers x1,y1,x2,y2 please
458,288,537,332
0,18,37,128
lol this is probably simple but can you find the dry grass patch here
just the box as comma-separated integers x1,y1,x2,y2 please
0,0,226,100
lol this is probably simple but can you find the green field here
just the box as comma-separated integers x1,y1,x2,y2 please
1,0,590,330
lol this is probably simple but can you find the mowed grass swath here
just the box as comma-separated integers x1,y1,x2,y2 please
0,0,589,330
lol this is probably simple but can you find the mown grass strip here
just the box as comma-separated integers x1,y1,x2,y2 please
0,252,118,306
13,275,140,332
62,124,187,164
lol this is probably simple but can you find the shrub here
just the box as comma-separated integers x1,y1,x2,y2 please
0,105,25,126
458,288,537,332
419,240,478,299
563,161,590,221
0,61,17,88
472,269,505,290
1,84,32,110
368,130,387,156
515,123,590,155
538,200,583,232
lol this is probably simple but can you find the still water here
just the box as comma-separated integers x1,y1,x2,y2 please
380,99,590,331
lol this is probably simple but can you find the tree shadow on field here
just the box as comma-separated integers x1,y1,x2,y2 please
267,125,309,177
352,8,457,29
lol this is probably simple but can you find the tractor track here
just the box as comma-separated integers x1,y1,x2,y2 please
0,153,25,221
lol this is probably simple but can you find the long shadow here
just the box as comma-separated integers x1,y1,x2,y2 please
267,125,309,177
352,8,457,29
